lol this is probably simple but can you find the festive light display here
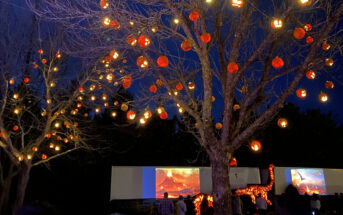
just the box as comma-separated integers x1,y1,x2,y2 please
306,70,316,80
189,11,200,21
200,32,211,43
250,140,261,152
231,0,243,8
137,56,148,68
277,118,288,128
293,27,306,39
318,92,328,103
306,36,314,44
229,157,237,167
215,122,222,130
227,62,239,74
235,164,275,205
272,57,284,69
193,194,214,215
296,89,307,98
325,81,334,89
157,56,169,67
270,18,283,29
181,40,192,51
138,35,150,47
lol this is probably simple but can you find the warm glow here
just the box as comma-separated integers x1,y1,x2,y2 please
271,18,283,29
54,122,60,128
167,171,172,177
110,50,119,59
95,107,101,113
102,17,111,26
178,107,185,114
151,27,158,32
250,140,261,152
53,67,59,72
55,145,61,151
157,107,164,114
298,0,312,6
13,94,19,99
139,117,146,125
188,82,195,90
231,0,243,8
27,154,32,160
277,118,288,128
296,89,307,98
13,108,20,115
129,21,134,26
91,95,96,101
319,92,328,103
111,111,117,118
205,0,212,3
173,18,180,24
144,111,152,119
49,143,55,148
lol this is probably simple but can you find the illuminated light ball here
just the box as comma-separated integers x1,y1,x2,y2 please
41,154,47,160
126,34,137,46
99,0,109,9
13,94,19,99
178,107,185,114
45,133,51,138
176,82,183,91
156,79,163,87
325,81,334,89
211,96,215,102
229,157,237,167
200,32,211,43
293,28,306,40
231,0,243,8
215,122,222,130
42,58,48,64
9,78,14,84
227,62,239,74
110,19,121,30
304,24,312,31
306,70,316,80
13,125,19,131
205,0,212,3
250,140,261,152
32,146,38,152
306,36,314,44
318,92,328,103
137,35,151,48
24,77,30,83
113,101,119,106
13,108,20,115
144,110,152,119
102,93,108,100
111,111,117,118
55,145,61,151
189,11,200,21
104,102,109,107
121,103,128,112
270,18,283,29
298,0,312,6
159,111,168,120
53,67,58,72
102,17,111,26
157,56,169,67
122,75,132,89
33,63,38,69
181,40,192,51
106,73,114,82
38,49,43,54
136,56,149,68
296,88,307,98
91,95,96,101
322,42,331,51
56,52,62,58
104,56,112,63
78,87,84,93
139,117,146,125
151,26,158,33
27,154,32,160
49,143,55,148
149,85,157,93
325,58,334,67
95,107,101,113
127,110,136,120
109,50,119,59
271,57,284,69
277,118,288,128
18,155,24,161
173,18,180,24
188,82,195,90
233,104,240,111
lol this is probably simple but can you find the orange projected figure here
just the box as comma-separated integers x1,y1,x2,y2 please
290,169,326,195
235,164,275,205
193,193,213,215
156,168,200,198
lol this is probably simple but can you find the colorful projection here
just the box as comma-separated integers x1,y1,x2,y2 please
286,169,327,195
156,168,200,198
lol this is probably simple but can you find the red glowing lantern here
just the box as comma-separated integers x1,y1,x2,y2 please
229,157,237,167
231,0,243,8
250,140,261,152
99,0,109,9
306,70,316,80
137,56,148,68
38,49,43,54
41,154,47,160
13,125,19,131
325,81,334,89
227,62,239,74
144,110,152,119
126,35,137,46
322,42,331,51
159,111,168,120
325,58,334,67
296,89,307,98
149,85,157,93
304,24,312,31
306,36,314,44
318,92,328,103
110,20,120,30
277,118,288,128
188,82,195,90
127,110,136,120
215,122,222,130
122,75,132,89
78,87,84,93
293,28,306,40
270,18,283,29
24,77,30,83
200,32,211,43
181,40,192,51
176,82,183,91
157,56,169,67
189,11,199,21
137,35,151,48
272,57,284,69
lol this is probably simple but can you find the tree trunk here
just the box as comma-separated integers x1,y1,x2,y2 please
12,162,31,215
0,172,15,214
211,153,232,215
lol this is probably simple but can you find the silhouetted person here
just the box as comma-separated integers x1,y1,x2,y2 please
276,184,310,215
232,194,243,215
200,195,214,215
158,192,174,215
176,195,187,215
311,193,321,215
256,193,268,215
185,195,195,215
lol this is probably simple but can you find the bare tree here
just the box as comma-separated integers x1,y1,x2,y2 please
26,0,343,214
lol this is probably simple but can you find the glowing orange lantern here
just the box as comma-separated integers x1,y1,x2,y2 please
181,40,192,51
215,122,222,130
227,62,239,74
149,85,157,93
24,77,30,83
38,49,43,54
126,35,137,46
200,32,211,43
144,110,152,119
306,36,314,44
121,104,128,112
13,125,19,131
99,0,109,9
41,59,47,64
233,104,240,111
322,42,330,51
304,24,312,31
122,75,132,89
138,35,151,48
137,56,148,68
272,57,284,69
325,81,334,89
231,0,243,8
156,79,163,87
176,82,183,91
318,92,328,103
293,28,306,40
229,157,237,167
306,70,316,80
41,154,47,160
102,17,111,26
298,0,312,6
250,140,261,152
56,52,62,58
127,110,136,120
33,63,38,69
277,118,288,128
189,11,199,21
296,89,307,98
110,20,120,30
157,56,169,67
78,87,84,93
109,50,119,60
188,82,195,90
325,58,334,66
159,111,168,120
9,78,14,84
270,18,283,29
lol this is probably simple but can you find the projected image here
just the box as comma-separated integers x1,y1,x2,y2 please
156,168,200,198
289,169,326,195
